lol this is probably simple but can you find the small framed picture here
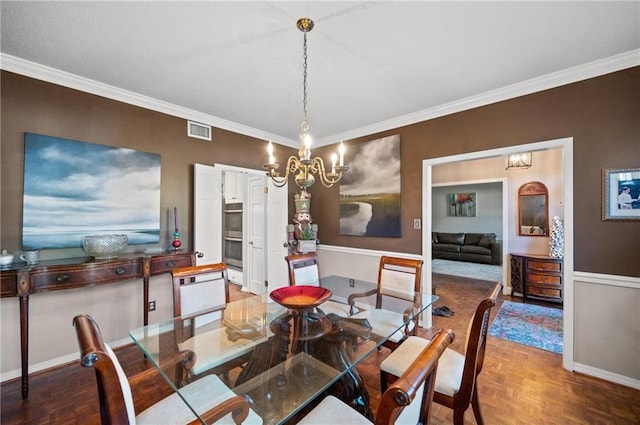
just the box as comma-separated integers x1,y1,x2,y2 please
602,167,640,221
447,192,476,217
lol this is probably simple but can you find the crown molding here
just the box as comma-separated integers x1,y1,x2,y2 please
2,49,638,149
0,53,296,147
317,49,640,147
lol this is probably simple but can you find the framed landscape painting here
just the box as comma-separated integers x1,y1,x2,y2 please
22,133,161,250
602,167,640,221
339,134,401,237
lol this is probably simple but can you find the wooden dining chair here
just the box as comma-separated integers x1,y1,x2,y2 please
348,256,423,351
284,253,352,316
379,282,502,425
72,313,262,424
171,263,258,386
298,328,455,425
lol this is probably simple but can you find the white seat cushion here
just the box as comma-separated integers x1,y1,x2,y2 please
136,374,262,424
380,335,465,397
178,327,261,375
298,395,371,425
352,308,414,343
299,388,424,425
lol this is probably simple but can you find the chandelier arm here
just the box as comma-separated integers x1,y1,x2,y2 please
310,157,343,188
265,155,301,187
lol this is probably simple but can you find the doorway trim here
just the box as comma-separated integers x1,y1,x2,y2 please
422,137,574,371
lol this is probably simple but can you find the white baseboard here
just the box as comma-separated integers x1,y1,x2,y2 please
573,362,640,390
0,336,132,383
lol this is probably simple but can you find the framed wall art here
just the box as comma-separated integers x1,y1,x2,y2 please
22,133,161,249
447,192,477,217
339,134,401,237
602,167,640,221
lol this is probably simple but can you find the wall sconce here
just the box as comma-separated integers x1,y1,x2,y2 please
506,152,532,170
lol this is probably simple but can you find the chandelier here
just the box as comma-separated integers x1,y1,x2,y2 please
505,152,532,170
264,18,348,189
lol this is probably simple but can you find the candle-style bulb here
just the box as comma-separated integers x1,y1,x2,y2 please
338,141,345,166
331,153,337,173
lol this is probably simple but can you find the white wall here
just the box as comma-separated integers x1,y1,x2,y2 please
432,182,503,239
0,274,175,380
573,273,640,385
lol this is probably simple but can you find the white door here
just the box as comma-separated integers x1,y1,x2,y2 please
247,176,266,294
195,163,288,293
266,179,290,295
194,164,222,265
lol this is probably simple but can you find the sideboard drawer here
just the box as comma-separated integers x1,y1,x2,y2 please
149,254,193,275
1,272,17,296
31,261,142,292
527,272,561,286
527,260,561,273
528,285,561,299
510,253,563,303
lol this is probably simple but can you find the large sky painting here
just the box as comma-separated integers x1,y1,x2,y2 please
22,133,161,250
339,134,401,237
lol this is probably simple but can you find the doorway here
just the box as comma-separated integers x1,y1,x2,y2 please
422,137,574,371
194,163,289,295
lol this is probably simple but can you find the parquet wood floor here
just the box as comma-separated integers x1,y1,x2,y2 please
1,276,638,424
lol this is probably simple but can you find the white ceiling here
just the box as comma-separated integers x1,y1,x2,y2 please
1,1,639,148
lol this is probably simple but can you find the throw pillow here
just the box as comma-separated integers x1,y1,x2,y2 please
479,234,496,248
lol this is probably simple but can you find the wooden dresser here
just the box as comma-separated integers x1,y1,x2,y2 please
510,253,563,304
0,251,195,399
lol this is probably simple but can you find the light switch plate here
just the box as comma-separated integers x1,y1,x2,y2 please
413,219,421,229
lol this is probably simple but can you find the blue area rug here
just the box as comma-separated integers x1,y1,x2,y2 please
488,301,563,354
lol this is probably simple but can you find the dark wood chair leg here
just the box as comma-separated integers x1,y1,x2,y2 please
379,370,389,393
453,408,466,425
471,386,484,425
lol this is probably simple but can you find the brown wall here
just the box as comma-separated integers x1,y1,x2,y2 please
0,71,296,255
312,67,640,277
2,68,639,277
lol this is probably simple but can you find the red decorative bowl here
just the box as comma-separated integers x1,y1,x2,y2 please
269,285,332,311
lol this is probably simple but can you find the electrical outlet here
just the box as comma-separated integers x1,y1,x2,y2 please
148,300,156,311
349,278,355,287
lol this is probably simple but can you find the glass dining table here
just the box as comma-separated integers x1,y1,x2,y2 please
129,275,437,424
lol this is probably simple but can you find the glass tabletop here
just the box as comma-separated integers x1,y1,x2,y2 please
130,277,437,425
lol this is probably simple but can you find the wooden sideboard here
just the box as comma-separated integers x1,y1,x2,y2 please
510,253,563,304
0,251,195,399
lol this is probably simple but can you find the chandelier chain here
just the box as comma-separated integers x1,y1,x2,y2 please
302,31,309,129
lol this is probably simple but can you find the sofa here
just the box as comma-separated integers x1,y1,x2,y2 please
432,232,502,265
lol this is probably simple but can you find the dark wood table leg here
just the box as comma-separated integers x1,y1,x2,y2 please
19,294,29,400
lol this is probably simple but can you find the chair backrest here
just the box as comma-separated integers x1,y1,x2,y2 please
73,314,136,425
376,256,423,308
375,329,455,425
458,282,502,405
171,263,230,319
285,253,320,286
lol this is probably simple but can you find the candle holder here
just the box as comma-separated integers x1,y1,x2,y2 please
172,207,182,252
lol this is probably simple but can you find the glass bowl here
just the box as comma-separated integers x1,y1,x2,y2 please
82,234,128,259
269,285,332,311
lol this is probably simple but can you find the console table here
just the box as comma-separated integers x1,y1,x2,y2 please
0,251,195,399
510,253,563,303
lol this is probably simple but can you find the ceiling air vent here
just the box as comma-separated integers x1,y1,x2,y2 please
187,121,212,141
